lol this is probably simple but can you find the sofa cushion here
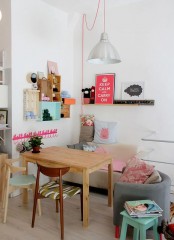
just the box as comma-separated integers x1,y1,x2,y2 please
83,144,97,152
94,146,126,172
119,157,154,183
101,159,126,172
144,170,162,184
67,142,87,150
79,126,94,142
93,120,118,144
79,114,95,142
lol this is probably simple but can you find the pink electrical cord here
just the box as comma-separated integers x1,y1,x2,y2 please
81,0,104,114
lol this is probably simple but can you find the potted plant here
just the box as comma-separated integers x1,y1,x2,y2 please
28,135,44,153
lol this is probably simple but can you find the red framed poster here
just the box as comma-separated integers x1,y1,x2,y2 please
95,73,115,104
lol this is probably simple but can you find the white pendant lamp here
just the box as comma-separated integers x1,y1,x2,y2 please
87,0,121,64
0,10,2,21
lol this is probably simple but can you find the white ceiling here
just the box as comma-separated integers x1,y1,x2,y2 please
41,0,144,14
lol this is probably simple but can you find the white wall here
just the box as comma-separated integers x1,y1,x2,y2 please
10,0,81,160
73,0,174,183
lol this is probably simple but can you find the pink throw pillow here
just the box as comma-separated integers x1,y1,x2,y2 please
95,147,126,172
101,159,126,172
95,146,107,154
119,156,154,184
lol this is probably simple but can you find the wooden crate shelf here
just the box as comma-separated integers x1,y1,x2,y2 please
61,104,70,118
47,74,61,102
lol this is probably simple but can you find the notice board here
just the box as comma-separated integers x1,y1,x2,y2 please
95,73,115,104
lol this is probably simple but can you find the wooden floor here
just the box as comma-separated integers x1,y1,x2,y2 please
0,191,156,240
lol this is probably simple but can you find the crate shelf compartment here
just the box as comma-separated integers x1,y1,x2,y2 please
23,89,40,120
39,101,61,121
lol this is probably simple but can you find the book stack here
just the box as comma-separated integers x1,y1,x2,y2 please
124,199,163,218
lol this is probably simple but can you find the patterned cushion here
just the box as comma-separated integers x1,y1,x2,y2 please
119,157,154,183
79,115,95,142
39,181,81,200
67,142,86,150
80,114,94,126
83,144,97,152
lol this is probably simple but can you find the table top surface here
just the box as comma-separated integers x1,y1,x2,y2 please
21,146,112,171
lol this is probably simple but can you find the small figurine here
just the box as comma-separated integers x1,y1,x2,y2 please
61,90,71,98
82,88,91,104
31,73,38,90
90,86,95,104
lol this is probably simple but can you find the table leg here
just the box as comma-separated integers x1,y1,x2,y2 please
108,161,113,207
22,158,28,203
83,168,89,227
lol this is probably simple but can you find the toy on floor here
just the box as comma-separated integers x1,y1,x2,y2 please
158,220,174,240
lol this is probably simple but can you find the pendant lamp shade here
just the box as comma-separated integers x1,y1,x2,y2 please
87,32,121,64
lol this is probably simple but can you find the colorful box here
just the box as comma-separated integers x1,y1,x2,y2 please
63,98,76,105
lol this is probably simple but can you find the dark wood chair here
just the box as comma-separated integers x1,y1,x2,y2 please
31,161,83,240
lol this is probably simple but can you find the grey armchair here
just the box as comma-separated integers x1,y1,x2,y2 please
113,171,171,238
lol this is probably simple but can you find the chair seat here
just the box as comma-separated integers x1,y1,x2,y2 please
9,174,36,186
39,181,81,200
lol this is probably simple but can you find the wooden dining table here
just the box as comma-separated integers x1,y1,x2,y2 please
21,146,113,227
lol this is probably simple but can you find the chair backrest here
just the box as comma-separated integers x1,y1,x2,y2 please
35,162,70,208
36,161,70,178
5,158,26,175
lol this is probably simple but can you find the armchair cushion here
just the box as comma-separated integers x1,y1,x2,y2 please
119,157,154,183
144,170,162,184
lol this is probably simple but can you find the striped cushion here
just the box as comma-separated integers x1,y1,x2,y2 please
39,181,81,200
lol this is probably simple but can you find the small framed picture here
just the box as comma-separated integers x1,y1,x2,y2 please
47,61,59,75
95,73,115,104
121,82,144,100
37,71,45,80
0,110,8,124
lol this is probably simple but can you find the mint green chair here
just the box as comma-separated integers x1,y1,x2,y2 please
120,210,159,240
2,158,41,223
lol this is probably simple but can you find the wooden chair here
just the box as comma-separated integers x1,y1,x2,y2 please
31,161,83,240
2,158,41,223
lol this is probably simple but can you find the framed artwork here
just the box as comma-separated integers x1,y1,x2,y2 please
121,82,144,100
47,61,59,75
0,110,8,124
95,73,115,104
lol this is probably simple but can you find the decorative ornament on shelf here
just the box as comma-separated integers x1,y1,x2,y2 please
31,73,38,90
61,90,71,98
16,140,32,153
90,86,95,104
82,88,91,104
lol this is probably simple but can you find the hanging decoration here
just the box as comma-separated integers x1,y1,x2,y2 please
12,129,58,143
